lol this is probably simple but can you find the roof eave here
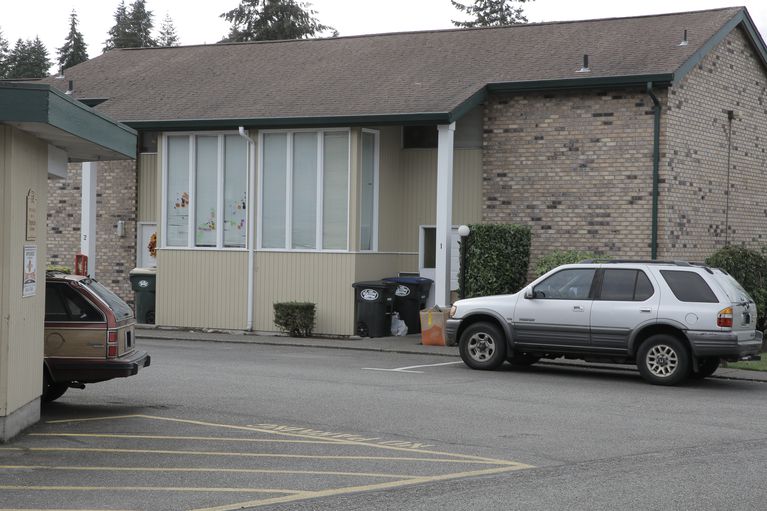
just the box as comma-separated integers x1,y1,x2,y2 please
672,8,767,84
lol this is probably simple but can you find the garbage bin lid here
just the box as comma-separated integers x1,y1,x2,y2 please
129,267,158,276
383,276,433,284
352,280,396,289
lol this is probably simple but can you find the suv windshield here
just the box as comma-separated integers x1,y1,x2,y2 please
80,278,134,320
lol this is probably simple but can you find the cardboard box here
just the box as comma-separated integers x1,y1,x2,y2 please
419,307,450,346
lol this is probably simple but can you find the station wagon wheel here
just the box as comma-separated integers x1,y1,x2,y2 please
42,370,68,403
637,334,690,386
459,322,507,370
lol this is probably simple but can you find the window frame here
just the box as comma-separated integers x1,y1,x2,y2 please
160,131,250,251
360,128,380,252
532,268,598,300
595,269,656,302
257,128,352,253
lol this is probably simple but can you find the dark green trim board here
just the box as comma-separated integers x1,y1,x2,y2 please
0,83,136,159
487,74,674,93
448,87,488,123
673,9,767,83
646,83,661,261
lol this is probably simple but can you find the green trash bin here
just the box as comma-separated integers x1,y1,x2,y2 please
129,267,156,324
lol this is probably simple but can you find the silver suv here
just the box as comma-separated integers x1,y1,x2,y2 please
446,261,763,385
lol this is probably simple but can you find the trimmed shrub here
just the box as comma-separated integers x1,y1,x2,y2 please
46,265,72,274
458,224,531,298
534,250,606,277
273,302,316,337
706,246,767,331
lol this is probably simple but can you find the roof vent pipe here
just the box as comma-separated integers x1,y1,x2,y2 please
65,80,74,95
577,54,590,73
679,29,689,46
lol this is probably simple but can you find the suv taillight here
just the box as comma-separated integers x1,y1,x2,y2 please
717,307,733,328
107,330,118,358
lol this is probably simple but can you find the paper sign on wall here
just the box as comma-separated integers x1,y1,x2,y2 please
22,245,37,297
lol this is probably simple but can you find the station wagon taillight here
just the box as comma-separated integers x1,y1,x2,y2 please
107,330,118,358
717,307,733,328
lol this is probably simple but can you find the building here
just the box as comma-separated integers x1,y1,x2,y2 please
43,7,767,336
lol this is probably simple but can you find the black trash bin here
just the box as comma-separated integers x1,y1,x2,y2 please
129,267,156,324
352,280,396,338
383,277,433,334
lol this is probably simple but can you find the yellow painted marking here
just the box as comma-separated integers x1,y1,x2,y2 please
0,447,507,464
0,485,301,494
28,433,341,445
191,464,531,511
45,414,526,467
0,465,418,480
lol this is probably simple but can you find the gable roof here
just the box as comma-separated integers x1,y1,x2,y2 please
41,6,765,129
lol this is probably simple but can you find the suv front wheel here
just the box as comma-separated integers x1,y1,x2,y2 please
637,334,690,386
459,322,507,370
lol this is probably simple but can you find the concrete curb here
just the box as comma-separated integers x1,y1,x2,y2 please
136,328,767,383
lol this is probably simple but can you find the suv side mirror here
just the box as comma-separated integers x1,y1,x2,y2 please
524,288,534,299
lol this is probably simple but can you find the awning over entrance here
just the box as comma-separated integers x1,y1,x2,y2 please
0,82,136,161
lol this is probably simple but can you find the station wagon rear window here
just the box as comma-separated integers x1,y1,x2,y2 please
660,270,718,303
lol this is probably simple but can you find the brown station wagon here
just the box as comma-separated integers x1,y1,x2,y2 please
43,272,150,402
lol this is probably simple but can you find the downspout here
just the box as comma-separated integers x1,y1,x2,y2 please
239,126,256,331
646,83,661,260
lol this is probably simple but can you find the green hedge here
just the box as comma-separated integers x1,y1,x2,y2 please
273,302,316,337
458,224,531,298
534,250,606,277
706,246,767,331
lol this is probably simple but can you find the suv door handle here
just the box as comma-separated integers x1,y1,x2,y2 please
573,306,584,312
640,308,652,313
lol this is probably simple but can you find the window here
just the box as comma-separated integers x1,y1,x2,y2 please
360,130,378,250
45,283,104,322
599,269,655,301
533,269,596,300
660,270,719,303
260,130,350,251
163,133,248,249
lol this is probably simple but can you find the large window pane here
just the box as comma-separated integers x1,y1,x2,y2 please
262,133,288,248
322,132,349,250
292,133,318,249
224,135,247,247
195,136,218,247
166,136,189,247
360,132,376,250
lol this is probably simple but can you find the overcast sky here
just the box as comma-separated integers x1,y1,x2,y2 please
3,0,767,61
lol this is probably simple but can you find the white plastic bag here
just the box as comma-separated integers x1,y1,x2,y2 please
390,312,408,336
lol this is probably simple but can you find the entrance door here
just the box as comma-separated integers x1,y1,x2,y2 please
419,225,459,307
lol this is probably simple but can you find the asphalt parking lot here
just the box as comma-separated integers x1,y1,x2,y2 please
0,410,530,510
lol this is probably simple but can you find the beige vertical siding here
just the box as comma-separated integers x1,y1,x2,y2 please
0,127,47,414
253,252,356,336
376,127,404,252
156,250,248,329
382,147,483,253
137,153,158,222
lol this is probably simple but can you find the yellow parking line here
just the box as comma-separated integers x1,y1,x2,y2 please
0,485,302,494
0,447,508,464
44,414,527,467
0,465,419,480
28,433,341,445
191,464,531,511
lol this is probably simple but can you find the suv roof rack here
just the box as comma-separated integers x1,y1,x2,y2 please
578,259,714,272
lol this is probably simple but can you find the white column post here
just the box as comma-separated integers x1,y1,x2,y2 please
81,162,97,276
435,123,455,307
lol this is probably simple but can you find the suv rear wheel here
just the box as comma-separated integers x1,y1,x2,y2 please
637,334,690,386
459,322,507,370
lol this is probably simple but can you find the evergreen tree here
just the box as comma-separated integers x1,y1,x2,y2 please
0,28,9,79
104,1,131,51
220,0,337,42
57,10,89,71
128,0,156,47
6,37,51,78
451,0,533,28
104,0,156,50
157,13,180,47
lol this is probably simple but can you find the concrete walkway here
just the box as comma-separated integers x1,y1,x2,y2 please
136,326,767,383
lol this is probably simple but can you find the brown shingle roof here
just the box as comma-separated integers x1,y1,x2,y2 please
44,7,753,126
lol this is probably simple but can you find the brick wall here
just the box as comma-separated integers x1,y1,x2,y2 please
482,88,662,269
662,27,767,261
47,159,137,304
